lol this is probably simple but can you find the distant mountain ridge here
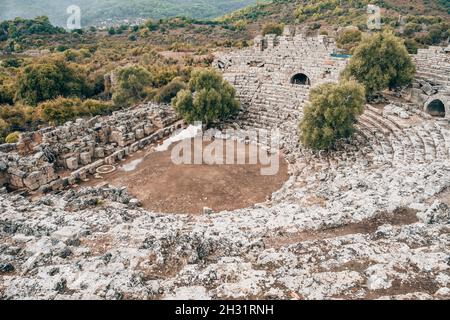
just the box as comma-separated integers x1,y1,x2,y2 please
0,0,259,27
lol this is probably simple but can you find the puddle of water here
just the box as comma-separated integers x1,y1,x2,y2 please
121,159,143,172
155,124,202,152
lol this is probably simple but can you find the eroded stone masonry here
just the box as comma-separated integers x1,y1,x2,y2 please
0,30,449,300
0,104,182,192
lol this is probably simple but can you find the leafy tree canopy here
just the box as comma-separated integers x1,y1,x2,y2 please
299,80,366,150
342,31,416,97
0,16,64,42
173,68,239,126
112,65,153,107
16,58,90,106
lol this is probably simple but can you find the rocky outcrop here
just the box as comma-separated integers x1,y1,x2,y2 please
1,149,449,299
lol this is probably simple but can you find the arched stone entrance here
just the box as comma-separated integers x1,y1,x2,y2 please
290,73,311,86
426,100,445,117
425,96,448,118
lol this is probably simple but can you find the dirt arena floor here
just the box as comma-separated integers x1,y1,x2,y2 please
83,138,289,214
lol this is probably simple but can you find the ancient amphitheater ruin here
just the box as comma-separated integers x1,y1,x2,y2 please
0,28,449,300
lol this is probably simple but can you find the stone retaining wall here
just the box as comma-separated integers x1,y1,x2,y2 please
0,103,183,192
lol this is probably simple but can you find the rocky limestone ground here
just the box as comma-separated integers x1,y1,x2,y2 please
0,148,449,299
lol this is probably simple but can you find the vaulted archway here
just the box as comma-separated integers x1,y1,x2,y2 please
426,99,446,118
290,73,311,86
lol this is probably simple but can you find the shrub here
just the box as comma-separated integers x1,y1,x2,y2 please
336,29,362,53
0,103,34,132
404,38,419,54
36,97,82,125
342,31,415,98
425,23,449,45
112,65,153,107
173,68,239,126
1,58,21,68
299,80,366,150
155,78,186,104
0,118,8,143
82,99,115,116
262,23,284,36
5,131,20,143
16,58,90,106
35,97,113,125
403,22,422,37
0,83,14,105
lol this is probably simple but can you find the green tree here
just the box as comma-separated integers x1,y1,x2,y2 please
262,23,284,36
343,31,416,97
16,58,90,106
299,80,366,150
173,68,239,126
112,65,152,107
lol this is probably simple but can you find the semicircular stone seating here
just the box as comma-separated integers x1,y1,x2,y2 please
297,104,450,173
225,76,450,180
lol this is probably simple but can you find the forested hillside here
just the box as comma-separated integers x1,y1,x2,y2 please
0,0,260,27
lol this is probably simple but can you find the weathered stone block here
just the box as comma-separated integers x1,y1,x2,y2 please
80,152,92,165
135,129,144,140
50,179,63,191
144,125,155,135
23,171,43,191
66,157,79,170
9,174,24,188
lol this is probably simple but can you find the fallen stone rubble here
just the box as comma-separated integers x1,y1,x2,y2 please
0,103,182,192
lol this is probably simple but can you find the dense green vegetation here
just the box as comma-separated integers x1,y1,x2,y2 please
36,97,114,125
222,0,449,53
336,29,362,53
173,69,240,126
112,66,153,107
0,0,258,27
0,16,64,42
343,31,416,97
0,18,213,142
0,0,448,143
16,58,90,106
299,80,366,150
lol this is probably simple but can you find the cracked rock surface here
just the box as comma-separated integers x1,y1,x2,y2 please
1,149,449,300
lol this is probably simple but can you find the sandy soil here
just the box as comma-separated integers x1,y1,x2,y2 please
83,138,289,214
